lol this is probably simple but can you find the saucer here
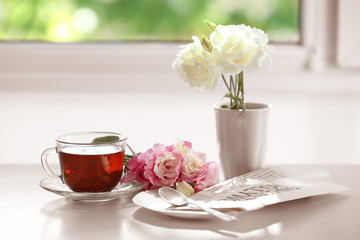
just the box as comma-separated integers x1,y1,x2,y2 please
40,177,143,202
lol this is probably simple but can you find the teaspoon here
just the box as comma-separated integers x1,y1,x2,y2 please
158,187,238,222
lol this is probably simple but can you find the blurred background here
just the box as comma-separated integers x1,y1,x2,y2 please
1,0,359,169
0,0,299,42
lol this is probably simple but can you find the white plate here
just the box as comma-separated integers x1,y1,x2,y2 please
132,190,240,220
40,177,143,202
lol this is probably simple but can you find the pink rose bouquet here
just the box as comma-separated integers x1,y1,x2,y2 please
121,140,219,195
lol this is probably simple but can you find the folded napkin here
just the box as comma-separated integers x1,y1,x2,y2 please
132,167,349,215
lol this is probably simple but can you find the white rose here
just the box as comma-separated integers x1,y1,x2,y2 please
172,36,221,91
154,152,180,182
180,150,206,182
210,24,272,74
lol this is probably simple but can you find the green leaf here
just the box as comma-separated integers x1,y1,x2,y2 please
224,93,234,100
91,135,120,143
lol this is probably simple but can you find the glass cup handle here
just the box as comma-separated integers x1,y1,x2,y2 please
126,144,136,156
41,147,61,180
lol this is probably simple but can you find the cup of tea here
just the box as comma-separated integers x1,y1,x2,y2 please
41,132,128,193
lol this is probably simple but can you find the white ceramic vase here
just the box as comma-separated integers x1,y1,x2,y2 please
214,102,271,179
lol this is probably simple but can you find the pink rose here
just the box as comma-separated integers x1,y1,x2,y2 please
180,150,206,183
121,150,150,185
121,140,219,193
173,139,192,155
179,140,192,148
144,144,183,187
194,162,220,192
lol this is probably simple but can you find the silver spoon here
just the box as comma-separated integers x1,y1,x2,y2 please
158,187,238,222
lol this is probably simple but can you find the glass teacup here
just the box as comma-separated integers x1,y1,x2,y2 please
41,132,127,193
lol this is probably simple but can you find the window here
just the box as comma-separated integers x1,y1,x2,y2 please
1,0,358,80
0,0,300,43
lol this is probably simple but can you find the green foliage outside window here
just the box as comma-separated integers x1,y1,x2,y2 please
0,0,299,42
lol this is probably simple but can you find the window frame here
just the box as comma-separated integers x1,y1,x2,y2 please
0,0,358,93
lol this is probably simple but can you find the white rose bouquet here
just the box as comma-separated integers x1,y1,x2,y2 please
172,22,272,110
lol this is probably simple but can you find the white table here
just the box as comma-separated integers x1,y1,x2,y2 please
1,164,359,240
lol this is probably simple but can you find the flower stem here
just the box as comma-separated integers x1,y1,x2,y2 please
221,74,231,93
222,72,245,110
230,75,236,106
235,74,240,109
230,75,234,108
239,71,245,110
236,73,241,99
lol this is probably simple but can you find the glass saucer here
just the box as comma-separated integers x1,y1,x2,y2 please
40,177,143,202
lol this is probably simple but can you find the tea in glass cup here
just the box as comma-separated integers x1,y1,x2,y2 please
41,132,127,192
